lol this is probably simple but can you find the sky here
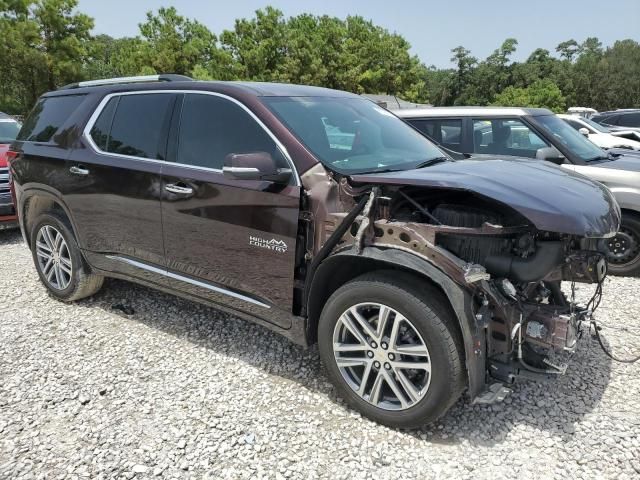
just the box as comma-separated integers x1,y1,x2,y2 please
78,0,640,68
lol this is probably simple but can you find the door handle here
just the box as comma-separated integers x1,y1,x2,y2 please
165,184,194,195
69,165,89,176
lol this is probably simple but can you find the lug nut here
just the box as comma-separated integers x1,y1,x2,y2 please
370,341,377,349
384,363,391,370
381,342,388,350
388,353,395,361
373,361,381,369
367,351,374,358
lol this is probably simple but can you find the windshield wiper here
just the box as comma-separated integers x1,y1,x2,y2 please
414,157,449,169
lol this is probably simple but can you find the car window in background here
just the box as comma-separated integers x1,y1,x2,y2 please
535,114,607,162
177,93,284,170
104,94,174,159
262,96,444,174
472,118,547,158
564,118,585,131
579,117,610,133
0,119,21,144
18,95,85,143
618,113,640,128
409,119,463,151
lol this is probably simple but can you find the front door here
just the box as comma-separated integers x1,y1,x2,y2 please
161,92,300,327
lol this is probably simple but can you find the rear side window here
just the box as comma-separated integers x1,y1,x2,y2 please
91,94,174,159
618,113,640,128
18,95,85,142
176,93,283,170
409,118,463,151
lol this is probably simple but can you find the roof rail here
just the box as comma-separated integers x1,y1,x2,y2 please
58,74,194,90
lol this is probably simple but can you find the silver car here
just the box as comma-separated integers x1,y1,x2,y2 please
395,107,640,276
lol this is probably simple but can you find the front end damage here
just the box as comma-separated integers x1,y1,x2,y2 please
301,160,620,402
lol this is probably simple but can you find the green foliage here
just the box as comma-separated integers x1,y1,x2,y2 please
492,79,566,112
0,0,92,113
0,2,638,115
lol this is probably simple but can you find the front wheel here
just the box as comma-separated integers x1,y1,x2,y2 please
603,213,640,277
318,271,465,428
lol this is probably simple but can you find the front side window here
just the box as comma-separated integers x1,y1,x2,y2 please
472,119,547,158
262,97,444,174
176,94,284,170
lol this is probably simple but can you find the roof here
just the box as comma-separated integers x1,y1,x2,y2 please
395,106,554,118
360,94,430,110
45,79,360,99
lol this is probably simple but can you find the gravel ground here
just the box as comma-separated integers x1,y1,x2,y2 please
1,228,639,480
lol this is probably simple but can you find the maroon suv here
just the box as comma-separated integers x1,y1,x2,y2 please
9,75,620,427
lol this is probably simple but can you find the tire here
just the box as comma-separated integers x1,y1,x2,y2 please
30,212,104,301
604,213,640,277
318,271,465,428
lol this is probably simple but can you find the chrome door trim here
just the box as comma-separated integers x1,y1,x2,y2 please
82,89,300,186
106,255,271,309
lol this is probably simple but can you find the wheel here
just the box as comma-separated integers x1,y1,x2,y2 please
603,213,640,277
30,212,104,301
318,271,465,428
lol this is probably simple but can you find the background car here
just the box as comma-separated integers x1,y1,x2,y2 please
592,109,640,132
559,114,640,150
0,112,21,229
396,106,640,276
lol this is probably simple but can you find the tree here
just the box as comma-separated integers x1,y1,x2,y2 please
0,0,93,113
492,79,566,112
138,6,234,79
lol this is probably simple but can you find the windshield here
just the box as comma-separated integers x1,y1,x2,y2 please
262,97,445,174
535,114,607,162
580,116,610,133
0,119,20,144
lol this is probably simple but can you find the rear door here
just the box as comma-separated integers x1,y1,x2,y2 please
160,92,300,326
67,92,177,275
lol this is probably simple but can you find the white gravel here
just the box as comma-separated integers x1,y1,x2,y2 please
1,229,639,480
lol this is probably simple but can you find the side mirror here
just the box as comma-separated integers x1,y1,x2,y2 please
578,127,590,137
536,147,565,165
223,152,292,184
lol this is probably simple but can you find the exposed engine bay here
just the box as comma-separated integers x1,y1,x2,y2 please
305,170,612,395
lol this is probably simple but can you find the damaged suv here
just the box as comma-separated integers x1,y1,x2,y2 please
10,76,619,428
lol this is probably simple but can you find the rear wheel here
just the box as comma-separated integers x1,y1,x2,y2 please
318,272,465,428
30,213,104,301
604,213,640,277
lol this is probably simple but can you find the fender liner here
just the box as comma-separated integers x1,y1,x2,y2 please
310,246,486,400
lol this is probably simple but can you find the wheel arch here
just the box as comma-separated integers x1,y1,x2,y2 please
21,189,78,248
306,246,486,399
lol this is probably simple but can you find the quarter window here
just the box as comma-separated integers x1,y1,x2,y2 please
176,94,283,170
472,119,547,158
19,95,85,143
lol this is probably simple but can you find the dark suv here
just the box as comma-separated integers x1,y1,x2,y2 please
10,76,620,427
593,109,640,131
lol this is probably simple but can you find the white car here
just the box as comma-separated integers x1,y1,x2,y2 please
560,114,640,150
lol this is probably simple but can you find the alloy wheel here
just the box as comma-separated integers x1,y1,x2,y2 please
332,303,431,411
36,225,72,290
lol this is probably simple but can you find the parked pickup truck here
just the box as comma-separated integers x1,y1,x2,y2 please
0,113,20,229
9,76,619,427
